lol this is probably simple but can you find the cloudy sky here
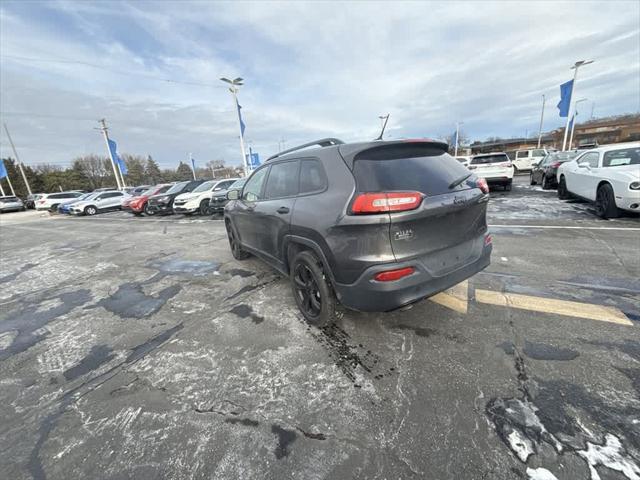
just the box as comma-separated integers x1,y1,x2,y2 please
1,0,638,169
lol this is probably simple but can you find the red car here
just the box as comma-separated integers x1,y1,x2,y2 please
125,184,172,216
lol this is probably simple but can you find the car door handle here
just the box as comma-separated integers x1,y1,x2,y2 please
277,206,290,214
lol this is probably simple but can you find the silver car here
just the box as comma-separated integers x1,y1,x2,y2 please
0,196,25,213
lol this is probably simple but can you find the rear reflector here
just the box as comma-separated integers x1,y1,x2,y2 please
374,267,415,282
485,234,492,246
352,192,423,214
476,178,489,194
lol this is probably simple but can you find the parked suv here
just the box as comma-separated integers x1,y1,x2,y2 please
209,178,246,214
146,180,205,215
69,190,130,215
468,153,514,190
125,184,173,215
224,138,492,325
512,148,548,172
36,191,84,211
173,178,240,215
0,196,25,213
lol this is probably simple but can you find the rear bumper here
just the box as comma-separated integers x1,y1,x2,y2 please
333,243,491,312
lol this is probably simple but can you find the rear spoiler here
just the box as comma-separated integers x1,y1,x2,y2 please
338,139,449,170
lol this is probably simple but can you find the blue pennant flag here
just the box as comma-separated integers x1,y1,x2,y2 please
557,80,574,117
190,156,196,172
0,159,7,179
108,138,127,175
236,98,246,137
246,151,260,169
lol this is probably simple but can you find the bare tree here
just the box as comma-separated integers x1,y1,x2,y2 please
71,155,110,190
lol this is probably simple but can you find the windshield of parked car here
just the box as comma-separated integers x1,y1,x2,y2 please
602,147,640,167
471,154,509,164
165,182,188,194
0,196,19,202
193,180,215,193
549,152,578,163
229,179,246,190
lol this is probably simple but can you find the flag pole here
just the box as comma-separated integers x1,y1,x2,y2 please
231,87,248,177
537,94,546,148
99,119,123,190
3,123,32,195
0,181,5,196
562,60,593,151
190,153,196,180
4,167,16,196
454,122,460,156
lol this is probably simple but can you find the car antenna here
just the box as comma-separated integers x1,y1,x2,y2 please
375,114,390,141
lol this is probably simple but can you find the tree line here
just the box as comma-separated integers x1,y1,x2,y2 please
0,155,241,197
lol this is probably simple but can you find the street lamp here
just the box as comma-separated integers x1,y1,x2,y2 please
562,60,594,151
568,98,588,150
220,77,249,176
377,114,390,140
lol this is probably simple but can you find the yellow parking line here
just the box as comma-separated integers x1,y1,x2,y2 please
474,289,632,326
430,280,468,314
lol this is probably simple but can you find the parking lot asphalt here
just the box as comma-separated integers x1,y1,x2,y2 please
1,175,639,480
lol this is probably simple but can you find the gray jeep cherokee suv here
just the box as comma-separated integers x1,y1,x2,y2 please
224,138,492,325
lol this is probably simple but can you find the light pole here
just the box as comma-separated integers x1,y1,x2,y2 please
568,98,587,150
562,60,594,151
377,114,390,140
537,94,546,148
454,121,463,156
220,77,248,177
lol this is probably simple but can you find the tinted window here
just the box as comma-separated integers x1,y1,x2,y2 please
354,152,470,196
193,181,215,193
471,154,509,165
533,149,546,157
516,151,529,159
265,161,299,199
242,167,269,201
216,180,236,190
603,148,639,167
166,182,188,194
1,197,19,201
101,192,123,199
299,159,327,194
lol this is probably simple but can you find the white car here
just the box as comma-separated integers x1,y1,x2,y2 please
468,152,514,191
173,178,240,215
35,191,84,211
69,190,130,216
557,142,640,218
512,148,550,172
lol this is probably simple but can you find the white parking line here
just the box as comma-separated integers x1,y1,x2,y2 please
489,225,640,231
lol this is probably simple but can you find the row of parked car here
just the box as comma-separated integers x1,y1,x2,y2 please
455,142,640,218
18,177,247,218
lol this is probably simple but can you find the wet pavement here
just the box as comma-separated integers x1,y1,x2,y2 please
1,175,639,480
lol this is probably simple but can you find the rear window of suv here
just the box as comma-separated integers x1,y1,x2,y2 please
353,148,471,196
471,154,509,165
603,148,640,167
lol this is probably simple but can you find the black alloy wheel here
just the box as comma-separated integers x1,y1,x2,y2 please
226,221,250,260
595,184,620,219
290,251,336,326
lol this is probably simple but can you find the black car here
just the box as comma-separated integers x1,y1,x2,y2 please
224,138,492,325
24,193,43,209
530,151,578,189
208,178,246,214
146,180,205,214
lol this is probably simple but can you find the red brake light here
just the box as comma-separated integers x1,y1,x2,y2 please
485,234,492,246
550,162,561,168
374,267,415,282
476,178,489,194
351,192,423,214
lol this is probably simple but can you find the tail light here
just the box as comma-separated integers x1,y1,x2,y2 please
38,199,45,204
374,267,415,282
351,191,423,214
485,234,493,246
476,178,489,194
550,162,561,168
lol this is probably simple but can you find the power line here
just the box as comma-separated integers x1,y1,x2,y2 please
1,54,226,88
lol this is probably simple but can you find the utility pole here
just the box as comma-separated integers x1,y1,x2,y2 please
569,98,587,150
537,94,546,148
99,119,123,190
590,101,595,119
3,123,32,195
562,60,594,151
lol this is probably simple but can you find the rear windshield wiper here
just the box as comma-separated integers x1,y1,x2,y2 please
448,173,472,190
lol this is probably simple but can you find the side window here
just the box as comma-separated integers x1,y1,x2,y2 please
299,159,328,194
603,148,639,167
516,151,529,159
264,161,299,199
242,167,269,202
581,152,600,168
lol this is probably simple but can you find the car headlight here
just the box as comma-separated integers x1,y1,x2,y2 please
630,181,640,190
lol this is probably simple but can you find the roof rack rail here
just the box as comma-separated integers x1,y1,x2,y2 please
266,138,345,161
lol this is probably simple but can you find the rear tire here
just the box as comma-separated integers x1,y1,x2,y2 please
290,250,336,327
226,220,250,260
530,173,536,185
84,206,97,216
199,200,209,216
504,181,512,192
144,203,155,216
595,184,620,219
558,177,570,200
541,175,552,190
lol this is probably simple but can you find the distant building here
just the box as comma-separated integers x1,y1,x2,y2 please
469,114,640,155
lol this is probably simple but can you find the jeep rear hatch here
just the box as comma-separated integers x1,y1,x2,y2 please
349,142,489,270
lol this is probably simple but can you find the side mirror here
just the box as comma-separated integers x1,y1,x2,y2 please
214,187,221,191
532,162,539,167
227,189,239,200
577,162,590,169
